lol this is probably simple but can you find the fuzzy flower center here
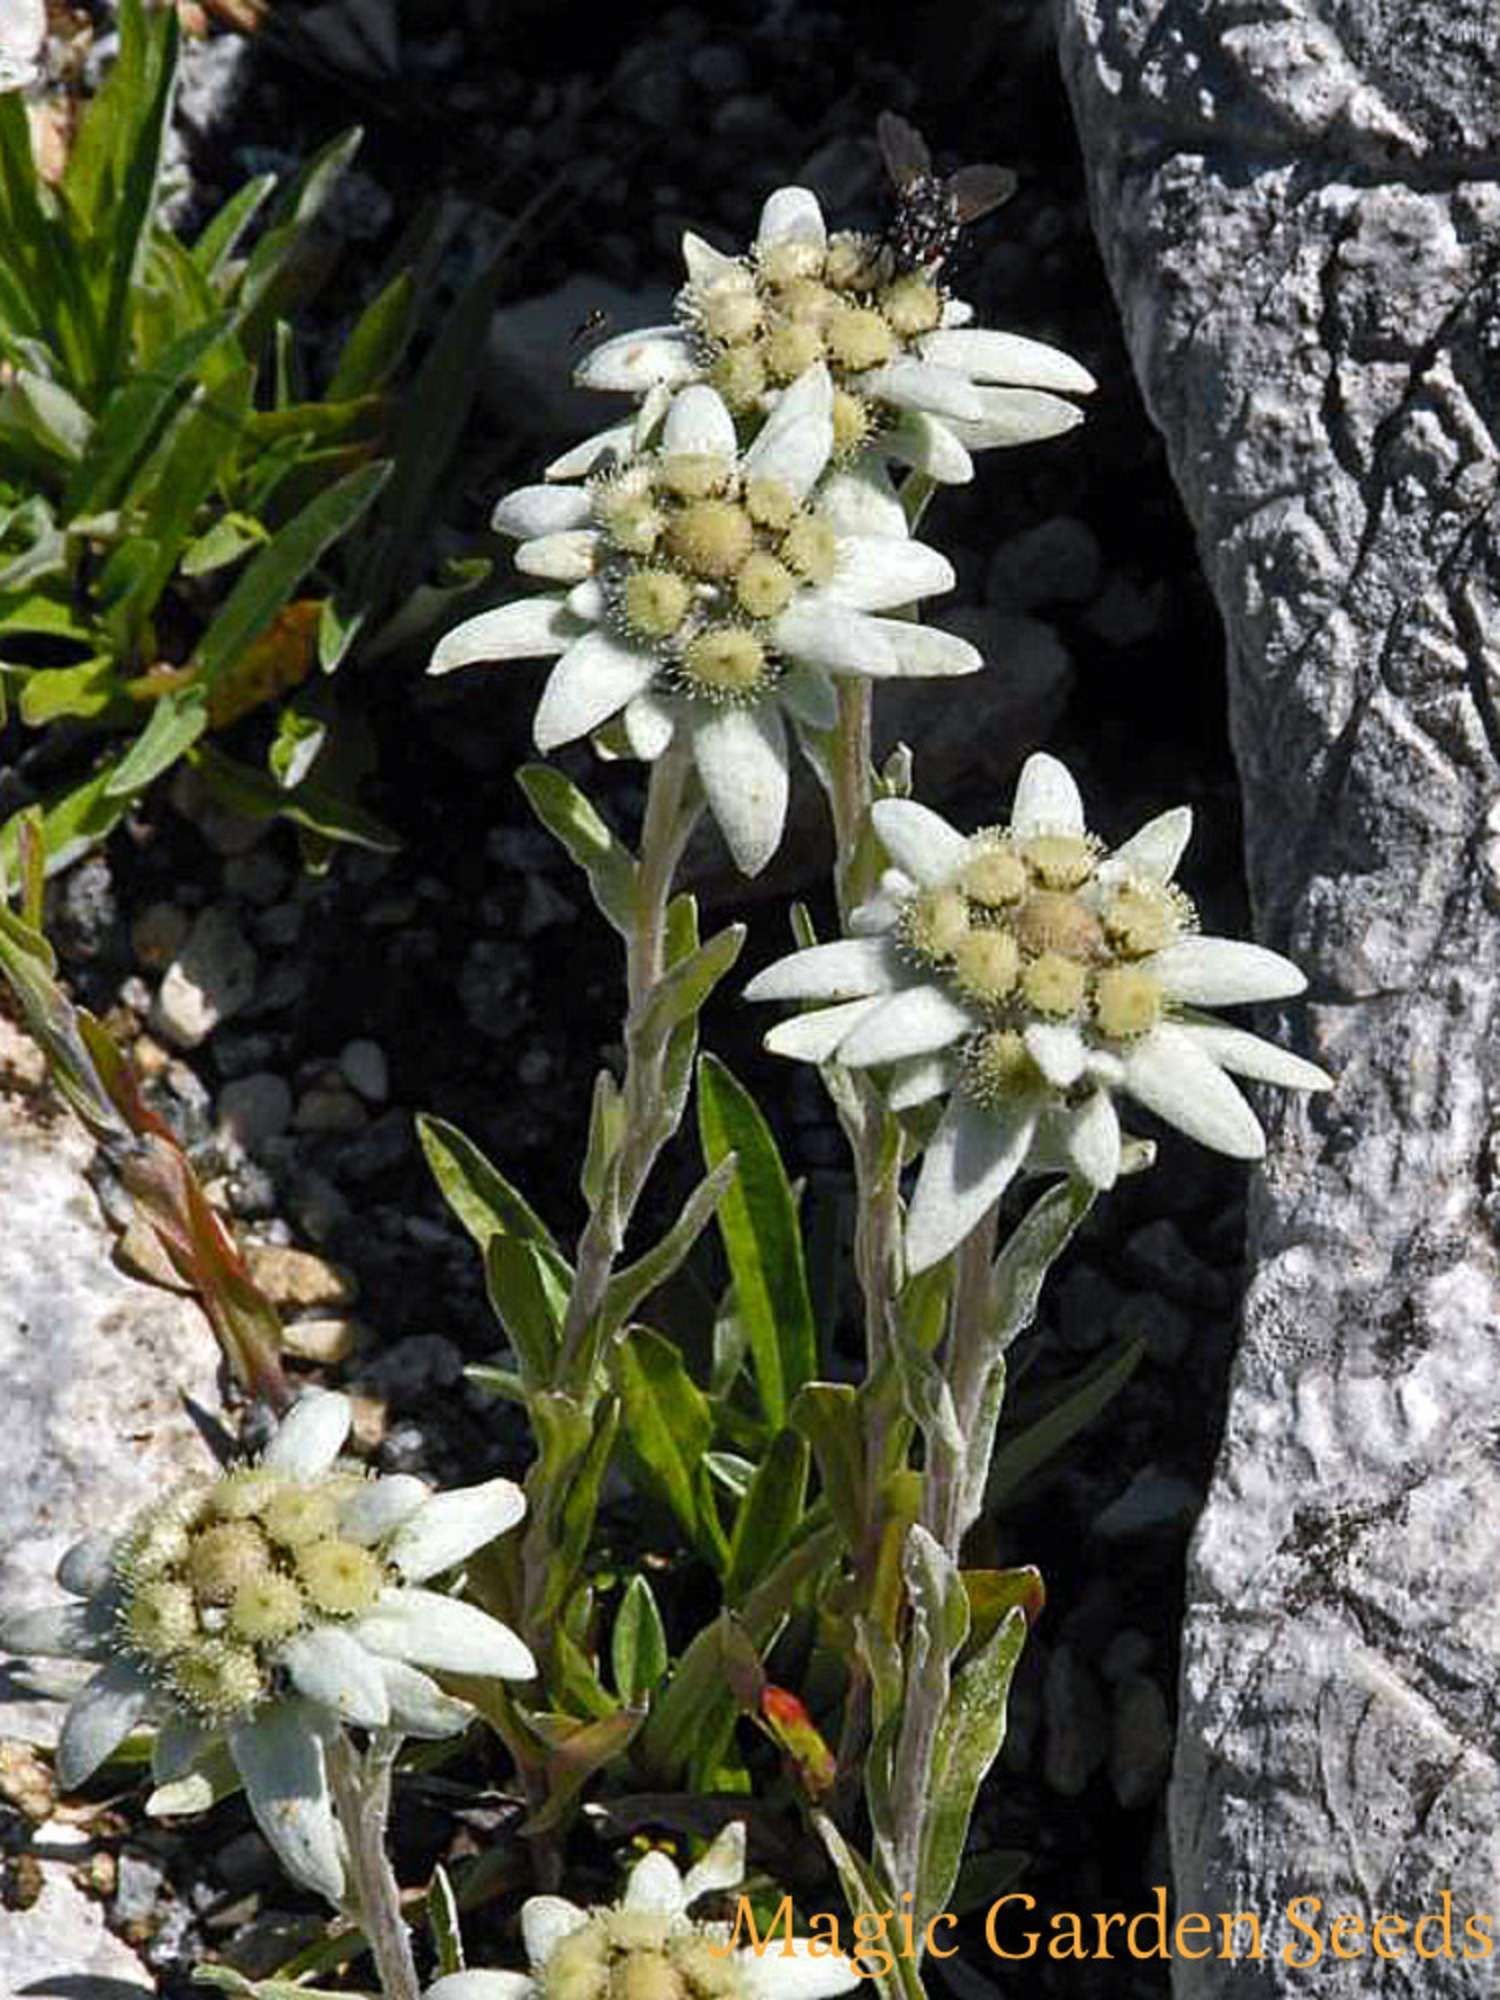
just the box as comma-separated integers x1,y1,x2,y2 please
679,229,946,456
891,824,1199,1115
540,1909,749,2000
590,450,838,710
108,1465,395,1722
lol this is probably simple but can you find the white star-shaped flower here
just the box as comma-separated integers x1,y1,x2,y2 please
430,368,979,876
745,753,1332,1273
564,185,1095,486
0,1390,534,1906
422,1822,863,2000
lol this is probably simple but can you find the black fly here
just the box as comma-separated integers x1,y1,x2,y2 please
876,112,1016,276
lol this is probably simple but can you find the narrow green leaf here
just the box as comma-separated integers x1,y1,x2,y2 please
328,268,417,397
64,317,230,515
696,1053,815,1428
1,372,94,465
0,757,136,877
986,1336,1145,1508
426,1864,464,1978
723,1428,809,1604
191,172,277,281
635,925,744,1047
189,743,398,855
987,1177,1095,1352
483,1234,566,1386
517,764,636,936
17,658,124,726
104,688,209,797
611,1574,669,1705
614,1326,718,1564
601,1154,738,1335
546,1397,620,1620
790,1381,865,1553
580,1067,625,1215
179,513,267,578
195,460,390,686
415,1112,560,1256
522,1706,643,1837
236,127,363,353
919,1607,1029,1922
99,0,179,390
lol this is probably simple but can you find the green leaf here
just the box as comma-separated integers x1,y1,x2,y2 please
545,1396,620,1622
105,688,209,798
611,1574,669,1704
988,1177,1095,1351
195,460,390,687
0,591,93,641
580,1067,625,1215
356,237,510,613
189,744,400,855
328,268,417,397
1,755,137,878
97,0,179,392
812,1815,923,2000
236,128,363,353
179,512,268,578
790,1382,866,1554
723,1428,809,1604
695,1054,817,1429
614,1326,721,1565
522,1706,643,1837
191,172,277,281
125,362,255,623
986,1335,1145,1508
64,317,230,515
17,658,124,726
635,925,744,1048
416,1112,560,1256
0,371,93,467
601,1155,737,1335
194,1970,366,2000
267,704,327,790
517,764,636,936
483,1234,566,1387
426,1865,464,1980
919,1607,1029,1922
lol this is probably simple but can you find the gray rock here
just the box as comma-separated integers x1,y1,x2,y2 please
1042,1643,1109,1797
1057,2,1500,1988
1100,1627,1153,1684
986,516,1103,612
1110,1675,1173,1810
1093,1466,1202,1541
1122,1219,1228,1309
153,905,258,1050
223,847,289,907
0,1096,224,1751
217,1071,293,1149
113,1847,167,1926
1053,1262,1126,1353
1112,1291,1193,1367
339,1037,389,1103
0,1854,153,1995
358,1333,464,1401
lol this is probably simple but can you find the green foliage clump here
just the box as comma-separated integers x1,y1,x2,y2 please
0,0,498,875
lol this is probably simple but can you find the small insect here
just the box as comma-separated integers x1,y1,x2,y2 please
569,306,613,347
876,111,1017,276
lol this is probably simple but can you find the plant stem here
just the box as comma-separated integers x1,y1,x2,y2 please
327,1733,420,2000
553,737,700,1391
923,1207,999,1556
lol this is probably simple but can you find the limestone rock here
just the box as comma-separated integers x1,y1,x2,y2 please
1056,2,1500,1990
0,1852,154,1997
0,1093,224,1750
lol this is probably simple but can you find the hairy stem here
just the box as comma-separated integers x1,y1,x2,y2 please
327,1733,420,2000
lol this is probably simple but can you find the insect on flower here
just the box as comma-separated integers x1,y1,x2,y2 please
877,111,1016,276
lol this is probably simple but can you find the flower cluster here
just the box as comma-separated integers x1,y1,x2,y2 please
746,753,1331,1272
0,1390,533,1903
423,1824,861,2000
433,370,977,875
573,187,1096,486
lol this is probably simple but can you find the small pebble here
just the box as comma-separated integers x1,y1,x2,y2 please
153,906,258,1050
130,901,190,972
242,1243,357,1309
339,1039,389,1103
216,1073,292,1149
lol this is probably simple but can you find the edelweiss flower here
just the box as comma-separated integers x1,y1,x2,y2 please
0,1390,534,1904
422,1822,862,2000
430,368,979,875
567,186,1095,486
745,754,1331,1273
